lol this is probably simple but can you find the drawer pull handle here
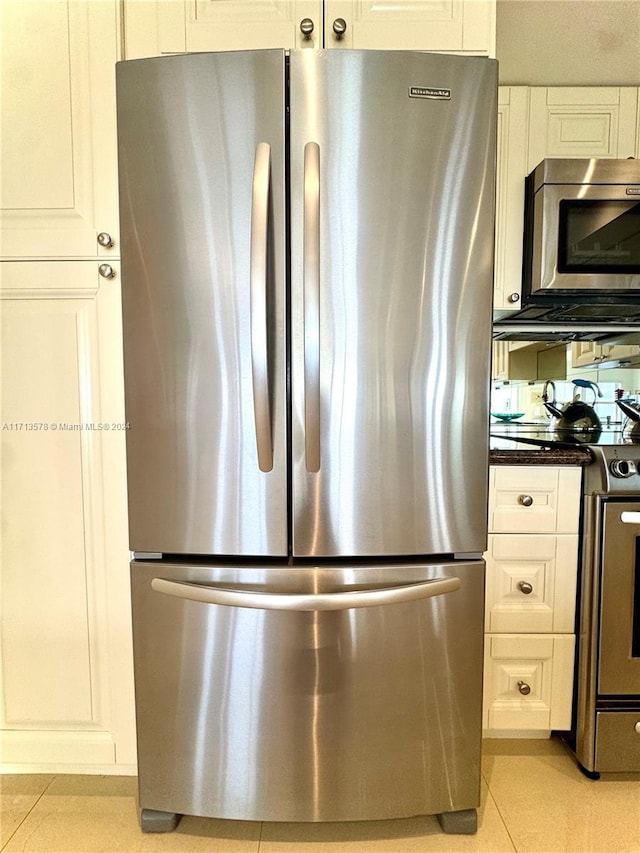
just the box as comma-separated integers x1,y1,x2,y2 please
635,722,640,735
517,680,531,696
518,494,533,507
518,581,533,595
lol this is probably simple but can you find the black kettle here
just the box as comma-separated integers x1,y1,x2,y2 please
542,379,602,432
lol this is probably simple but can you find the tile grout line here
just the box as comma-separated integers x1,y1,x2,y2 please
257,820,264,852
1,774,57,852
481,767,519,853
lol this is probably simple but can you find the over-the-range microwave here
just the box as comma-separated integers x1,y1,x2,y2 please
493,158,640,339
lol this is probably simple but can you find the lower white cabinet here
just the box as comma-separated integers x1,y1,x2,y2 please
483,634,575,731
0,261,134,770
484,465,582,736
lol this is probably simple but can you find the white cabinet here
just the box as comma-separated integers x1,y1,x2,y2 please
488,466,580,534
0,262,134,769
494,86,639,312
527,87,638,173
0,0,120,259
483,466,581,736
483,635,576,731
123,0,496,58
571,341,640,369
494,87,529,311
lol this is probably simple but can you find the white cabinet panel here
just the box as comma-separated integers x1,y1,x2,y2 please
0,261,134,767
488,466,581,535
124,0,495,57
494,87,528,310
483,634,575,732
485,534,578,633
326,0,494,52
0,1,120,259
527,87,638,172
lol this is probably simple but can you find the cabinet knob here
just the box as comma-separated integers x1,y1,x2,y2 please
518,494,534,507
518,581,534,595
517,680,531,696
97,232,114,248
634,721,640,735
508,292,520,303
332,17,347,38
98,263,115,279
299,18,314,38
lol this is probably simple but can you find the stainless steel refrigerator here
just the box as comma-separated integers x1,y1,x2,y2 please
116,49,497,835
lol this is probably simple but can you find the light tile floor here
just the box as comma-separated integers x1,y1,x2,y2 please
1,738,639,852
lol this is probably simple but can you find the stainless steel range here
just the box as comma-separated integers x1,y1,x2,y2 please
568,444,640,775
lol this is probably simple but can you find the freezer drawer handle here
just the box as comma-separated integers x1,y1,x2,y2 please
250,141,273,472
150,576,461,611
304,141,321,473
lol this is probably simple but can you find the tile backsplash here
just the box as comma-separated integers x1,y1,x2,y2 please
491,368,640,424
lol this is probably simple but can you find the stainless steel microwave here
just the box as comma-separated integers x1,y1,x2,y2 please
522,159,640,317
496,159,640,334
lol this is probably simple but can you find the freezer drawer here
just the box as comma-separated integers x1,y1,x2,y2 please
131,560,485,823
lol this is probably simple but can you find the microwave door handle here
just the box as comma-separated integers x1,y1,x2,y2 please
151,576,462,611
303,141,321,473
250,142,273,472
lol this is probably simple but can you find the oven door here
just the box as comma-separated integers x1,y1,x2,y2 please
598,499,640,696
532,184,640,294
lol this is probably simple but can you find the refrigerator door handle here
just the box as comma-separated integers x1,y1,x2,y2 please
303,141,321,473
250,141,273,472
151,575,461,611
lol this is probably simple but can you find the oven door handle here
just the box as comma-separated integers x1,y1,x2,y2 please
150,576,461,611
620,512,640,524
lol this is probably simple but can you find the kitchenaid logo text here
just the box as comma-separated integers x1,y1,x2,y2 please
409,87,451,100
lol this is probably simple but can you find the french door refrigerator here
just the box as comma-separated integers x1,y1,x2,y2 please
116,49,497,835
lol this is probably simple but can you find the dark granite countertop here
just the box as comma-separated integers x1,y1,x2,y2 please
489,447,592,466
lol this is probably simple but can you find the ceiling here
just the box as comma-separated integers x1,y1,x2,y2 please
496,0,640,85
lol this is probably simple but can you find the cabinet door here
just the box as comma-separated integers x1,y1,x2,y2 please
485,534,578,633
123,0,495,56
488,467,582,535
483,634,575,731
494,87,528,311
527,87,638,172
124,0,323,56
571,341,603,368
0,1,120,259
324,0,495,53
0,261,134,766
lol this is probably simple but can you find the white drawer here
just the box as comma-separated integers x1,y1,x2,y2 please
488,466,581,534
483,634,575,732
485,534,578,633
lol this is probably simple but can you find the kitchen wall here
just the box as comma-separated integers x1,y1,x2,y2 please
497,0,640,85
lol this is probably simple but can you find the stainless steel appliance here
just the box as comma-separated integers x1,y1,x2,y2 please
567,445,640,775
116,49,497,835
494,158,640,335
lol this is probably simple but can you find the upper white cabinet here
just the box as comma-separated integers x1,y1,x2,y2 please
123,0,496,58
527,87,639,173
494,86,639,311
0,1,120,260
494,87,528,311
323,0,495,52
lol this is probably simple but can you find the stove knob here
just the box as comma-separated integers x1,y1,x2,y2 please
609,459,637,478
